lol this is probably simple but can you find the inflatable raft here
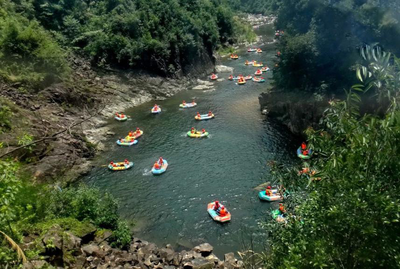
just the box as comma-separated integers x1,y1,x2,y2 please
195,114,215,120
116,139,138,146
108,162,134,171
207,202,231,223
297,147,313,159
258,190,283,201
230,55,239,60
229,76,242,80
253,63,263,67
151,107,161,114
252,77,265,83
261,66,270,72
238,80,246,85
210,74,218,80
115,114,128,121
271,209,286,223
244,75,253,80
247,48,257,52
254,70,262,76
187,131,209,138
131,130,143,139
256,49,262,53
180,102,197,108
151,160,168,175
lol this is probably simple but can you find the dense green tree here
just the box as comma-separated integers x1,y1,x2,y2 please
259,46,400,268
273,0,400,93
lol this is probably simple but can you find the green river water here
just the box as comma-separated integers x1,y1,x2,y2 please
85,23,299,257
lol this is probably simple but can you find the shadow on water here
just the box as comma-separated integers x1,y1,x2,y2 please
84,23,299,257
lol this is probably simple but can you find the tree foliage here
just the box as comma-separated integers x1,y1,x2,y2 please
0,159,131,265
273,0,400,92
0,0,69,88
260,47,400,268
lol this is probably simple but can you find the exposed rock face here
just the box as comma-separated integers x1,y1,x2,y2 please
0,54,196,183
215,65,234,73
259,90,328,136
23,228,243,269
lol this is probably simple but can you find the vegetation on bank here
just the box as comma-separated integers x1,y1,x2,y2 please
0,159,131,266
247,46,400,268
229,0,279,15
0,0,256,90
0,2,256,264
272,0,400,93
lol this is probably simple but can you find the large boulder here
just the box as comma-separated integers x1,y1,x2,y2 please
191,257,215,269
160,247,176,262
42,226,63,252
82,244,100,256
193,243,213,257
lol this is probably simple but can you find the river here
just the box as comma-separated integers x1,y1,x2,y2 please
85,23,298,257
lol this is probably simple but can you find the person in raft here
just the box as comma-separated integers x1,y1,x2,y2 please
208,111,213,116
279,203,286,215
182,100,186,105
135,127,141,135
229,75,233,80
154,162,161,170
124,159,129,165
245,60,249,65
265,185,272,196
158,157,164,165
202,128,206,134
191,127,195,134
154,104,159,110
197,112,201,118
213,201,220,211
219,207,228,217
192,100,196,104
301,142,309,155
128,131,133,137
110,161,116,167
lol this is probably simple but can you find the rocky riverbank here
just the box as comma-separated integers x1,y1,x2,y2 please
23,224,242,269
0,54,220,183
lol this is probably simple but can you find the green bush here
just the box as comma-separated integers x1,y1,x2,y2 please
0,103,12,133
273,0,400,92
110,221,132,249
260,47,400,269
0,5,69,88
0,159,130,265
45,185,120,230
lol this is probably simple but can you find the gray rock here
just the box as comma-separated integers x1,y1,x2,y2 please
192,85,212,90
63,232,82,251
160,247,175,262
91,257,101,268
42,226,63,251
183,262,194,269
215,65,234,73
205,253,219,263
98,264,109,269
191,257,214,269
23,260,50,269
224,252,235,264
82,244,100,256
193,243,213,257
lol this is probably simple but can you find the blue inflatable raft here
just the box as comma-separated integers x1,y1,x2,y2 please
151,160,168,175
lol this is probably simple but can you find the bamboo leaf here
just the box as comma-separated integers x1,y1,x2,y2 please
0,231,27,264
